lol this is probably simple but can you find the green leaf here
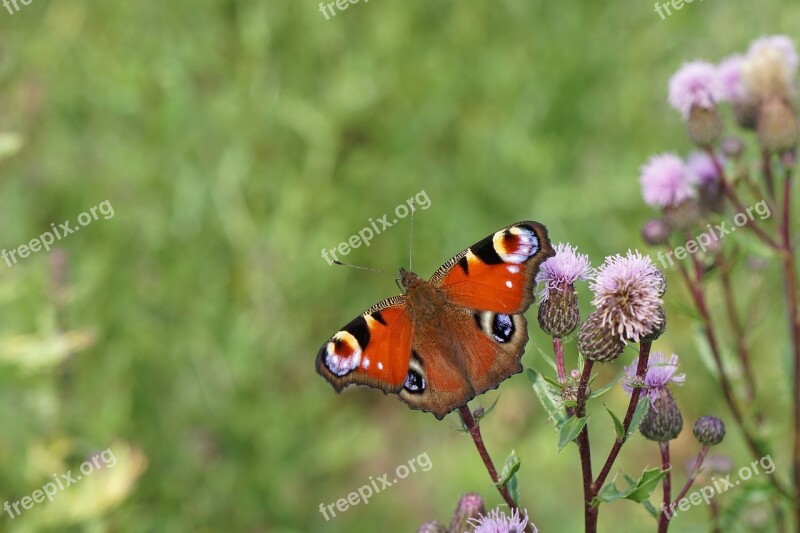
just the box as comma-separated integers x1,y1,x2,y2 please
542,373,564,388
588,370,625,399
591,467,669,506
625,467,670,503
558,415,587,450
527,368,568,430
604,404,625,441
480,395,502,419
497,449,521,505
561,399,578,408
626,397,650,439
641,500,659,519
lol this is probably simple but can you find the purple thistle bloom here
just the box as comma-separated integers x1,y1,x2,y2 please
668,61,724,120
623,352,685,403
640,153,697,208
469,508,535,533
717,54,748,103
686,151,722,186
535,243,592,301
590,251,664,343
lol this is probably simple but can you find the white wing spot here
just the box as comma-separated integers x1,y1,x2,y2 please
362,357,370,369
377,362,384,370
507,265,520,274
505,280,513,288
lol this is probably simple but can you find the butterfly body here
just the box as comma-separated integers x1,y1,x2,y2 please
317,221,554,419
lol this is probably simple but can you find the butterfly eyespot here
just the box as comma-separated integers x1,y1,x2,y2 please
324,331,363,376
491,313,515,343
492,225,540,264
404,368,425,393
476,311,517,344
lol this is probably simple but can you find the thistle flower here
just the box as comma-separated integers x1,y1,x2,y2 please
536,243,592,337
623,352,685,401
536,243,592,301
468,507,535,533
717,54,749,103
742,35,798,100
590,251,665,342
686,151,721,186
668,61,724,120
640,153,697,209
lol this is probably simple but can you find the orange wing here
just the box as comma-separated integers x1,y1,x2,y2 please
316,296,414,394
430,221,555,314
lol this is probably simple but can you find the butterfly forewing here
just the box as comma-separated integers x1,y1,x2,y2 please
430,221,554,314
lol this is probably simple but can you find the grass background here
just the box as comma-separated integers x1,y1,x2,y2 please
0,0,799,531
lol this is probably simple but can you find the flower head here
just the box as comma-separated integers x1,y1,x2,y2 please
536,243,592,301
742,35,799,100
469,507,534,533
693,415,726,446
717,54,748,103
623,352,685,401
590,251,665,342
686,151,722,186
668,61,724,120
640,153,697,208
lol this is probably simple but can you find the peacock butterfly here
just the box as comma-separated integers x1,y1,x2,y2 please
316,221,555,419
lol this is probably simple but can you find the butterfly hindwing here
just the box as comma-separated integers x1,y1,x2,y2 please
397,306,529,419
430,221,555,314
316,296,414,395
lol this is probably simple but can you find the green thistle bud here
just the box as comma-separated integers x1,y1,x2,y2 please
693,415,726,446
577,311,625,363
663,198,702,231
447,493,485,533
686,105,723,147
640,390,683,442
757,97,800,153
538,285,580,337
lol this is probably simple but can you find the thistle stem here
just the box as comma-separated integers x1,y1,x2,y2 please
554,337,567,384
457,406,535,533
671,445,708,506
592,341,652,492
574,360,596,532
658,442,672,533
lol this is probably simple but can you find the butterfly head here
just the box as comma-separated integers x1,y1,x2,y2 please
399,267,422,291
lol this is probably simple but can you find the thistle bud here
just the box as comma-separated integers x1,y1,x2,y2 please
417,522,447,533
733,99,759,130
642,218,671,246
640,390,683,442
693,415,726,446
757,97,800,152
577,311,625,363
448,493,485,533
663,198,701,231
538,285,580,337
686,105,723,147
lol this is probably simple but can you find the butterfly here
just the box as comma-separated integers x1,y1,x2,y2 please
316,221,555,419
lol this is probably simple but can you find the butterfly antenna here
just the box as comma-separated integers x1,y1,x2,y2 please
332,260,395,277
408,199,415,271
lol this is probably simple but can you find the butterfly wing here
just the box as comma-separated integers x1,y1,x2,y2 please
399,307,530,419
398,221,554,418
429,221,555,314
316,296,415,396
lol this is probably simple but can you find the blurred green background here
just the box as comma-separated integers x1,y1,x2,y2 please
0,1,799,531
